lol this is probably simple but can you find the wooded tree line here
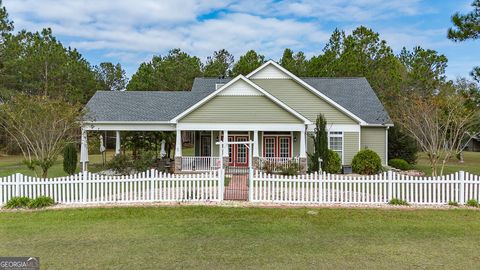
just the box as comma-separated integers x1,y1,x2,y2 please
0,0,479,176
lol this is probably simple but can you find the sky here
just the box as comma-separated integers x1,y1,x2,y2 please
3,0,479,80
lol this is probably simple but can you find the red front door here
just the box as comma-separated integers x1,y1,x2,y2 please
228,135,249,167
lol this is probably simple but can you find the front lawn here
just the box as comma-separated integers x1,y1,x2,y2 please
413,151,480,176
1,206,480,269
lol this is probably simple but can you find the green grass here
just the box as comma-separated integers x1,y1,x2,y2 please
1,206,480,269
413,151,480,176
0,151,115,178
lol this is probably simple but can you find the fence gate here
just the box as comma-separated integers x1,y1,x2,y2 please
217,140,254,201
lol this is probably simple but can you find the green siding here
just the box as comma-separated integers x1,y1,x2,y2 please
252,79,358,124
344,132,359,165
305,131,358,166
180,96,303,124
361,127,387,165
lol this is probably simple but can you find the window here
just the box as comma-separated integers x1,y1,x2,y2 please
263,136,291,158
329,131,343,164
264,137,276,158
279,137,290,158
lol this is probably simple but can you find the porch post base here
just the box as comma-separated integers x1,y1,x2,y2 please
222,157,229,168
174,157,182,173
252,157,260,170
299,157,307,174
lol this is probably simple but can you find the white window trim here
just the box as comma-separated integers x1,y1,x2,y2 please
328,131,344,165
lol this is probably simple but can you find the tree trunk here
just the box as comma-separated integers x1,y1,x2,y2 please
459,151,464,163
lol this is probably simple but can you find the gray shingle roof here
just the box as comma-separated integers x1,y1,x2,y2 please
85,90,210,122
85,77,391,125
300,77,392,125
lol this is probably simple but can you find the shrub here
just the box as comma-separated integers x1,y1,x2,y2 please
106,154,133,175
388,126,418,164
324,150,341,174
448,201,459,207
132,151,156,172
389,198,409,206
351,149,382,175
4,196,31,209
466,199,479,207
261,160,276,174
279,161,301,176
63,143,78,175
28,196,55,208
388,158,412,171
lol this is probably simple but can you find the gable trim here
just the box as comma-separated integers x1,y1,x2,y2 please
171,75,311,124
246,60,368,125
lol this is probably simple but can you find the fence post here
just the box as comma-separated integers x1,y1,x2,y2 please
15,173,22,197
387,171,393,202
82,171,87,203
459,171,465,204
248,168,254,201
150,169,155,201
218,168,224,201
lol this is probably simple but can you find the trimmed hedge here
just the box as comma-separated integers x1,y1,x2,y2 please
324,149,341,174
351,149,382,175
388,158,412,171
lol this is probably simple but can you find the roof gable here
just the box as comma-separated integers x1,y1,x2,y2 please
171,75,311,124
247,60,367,125
249,64,290,79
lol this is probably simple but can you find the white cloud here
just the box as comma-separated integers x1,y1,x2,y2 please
228,0,426,22
5,0,330,65
3,0,476,79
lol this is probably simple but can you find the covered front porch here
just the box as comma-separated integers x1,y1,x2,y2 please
175,123,307,173
79,122,307,174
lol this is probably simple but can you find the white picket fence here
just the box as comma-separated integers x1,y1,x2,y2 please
2,169,480,206
0,170,220,205
251,171,480,205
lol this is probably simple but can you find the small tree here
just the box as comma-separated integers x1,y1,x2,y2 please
394,93,480,176
308,114,329,172
63,143,77,175
0,95,82,177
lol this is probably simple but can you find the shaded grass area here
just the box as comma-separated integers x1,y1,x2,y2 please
413,151,480,176
1,206,480,269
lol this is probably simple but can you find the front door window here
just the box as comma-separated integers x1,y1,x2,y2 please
227,135,249,166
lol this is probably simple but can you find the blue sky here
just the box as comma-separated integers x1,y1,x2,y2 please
4,0,479,80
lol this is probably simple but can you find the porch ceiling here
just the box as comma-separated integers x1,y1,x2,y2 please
82,121,176,131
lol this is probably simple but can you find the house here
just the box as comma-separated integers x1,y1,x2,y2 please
465,135,480,152
82,60,392,173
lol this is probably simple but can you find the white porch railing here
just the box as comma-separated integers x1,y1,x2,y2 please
257,157,300,172
181,156,221,172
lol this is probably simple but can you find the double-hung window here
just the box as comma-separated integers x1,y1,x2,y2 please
328,131,343,164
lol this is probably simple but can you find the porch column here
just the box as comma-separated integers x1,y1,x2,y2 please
299,129,307,174
253,130,259,157
222,130,229,157
80,128,89,172
175,129,182,157
253,130,260,169
222,130,229,168
115,131,121,155
175,129,182,173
